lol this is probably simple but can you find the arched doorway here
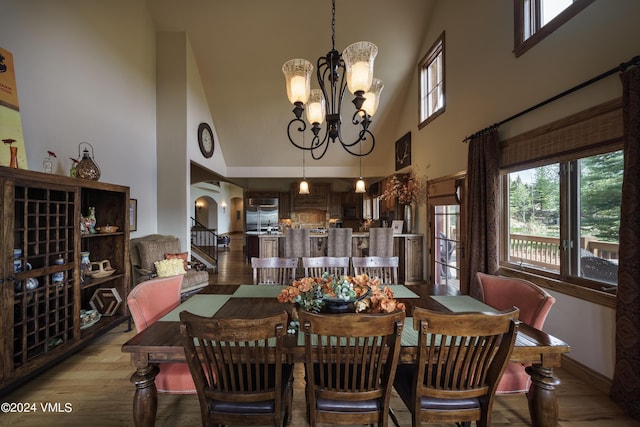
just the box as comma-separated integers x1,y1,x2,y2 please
195,196,218,231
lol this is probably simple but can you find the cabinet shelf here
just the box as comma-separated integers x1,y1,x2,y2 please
80,274,124,290
1,166,130,393
81,231,124,239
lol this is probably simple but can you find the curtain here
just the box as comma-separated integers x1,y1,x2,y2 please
464,127,500,297
610,66,640,420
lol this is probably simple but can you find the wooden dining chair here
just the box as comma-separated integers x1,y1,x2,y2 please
298,310,405,427
393,307,520,427
179,310,294,427
351,256,399,284
302,256,350,277
251,256,298,285
475,272,556,394
126,275,196,394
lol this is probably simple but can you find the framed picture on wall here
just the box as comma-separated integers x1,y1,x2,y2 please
395,131,411,171
129,199,137,232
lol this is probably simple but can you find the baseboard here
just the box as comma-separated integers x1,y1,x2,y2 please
560,355,612,395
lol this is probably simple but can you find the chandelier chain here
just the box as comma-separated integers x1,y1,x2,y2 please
331,0,336,51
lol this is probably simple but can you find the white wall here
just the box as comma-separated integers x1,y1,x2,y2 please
0,0,158,237
404,0,640,378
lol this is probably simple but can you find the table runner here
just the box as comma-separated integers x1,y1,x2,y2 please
159,294,231,321
231,284,418,299
385,285,419,298
431,295,498,313
232,284,286,298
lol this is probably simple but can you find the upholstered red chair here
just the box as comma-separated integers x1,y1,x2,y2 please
475,272,556,394
127,275,196,394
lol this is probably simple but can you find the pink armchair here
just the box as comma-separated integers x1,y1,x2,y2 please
475,272,556,394
127,275,196,394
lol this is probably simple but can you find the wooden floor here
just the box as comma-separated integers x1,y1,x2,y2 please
3,233,639,426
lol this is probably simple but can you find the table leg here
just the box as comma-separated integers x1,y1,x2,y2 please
525,364,561,427
130,364,160,427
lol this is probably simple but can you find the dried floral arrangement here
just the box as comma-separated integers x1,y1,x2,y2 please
277,273,405,314
380,170,426,205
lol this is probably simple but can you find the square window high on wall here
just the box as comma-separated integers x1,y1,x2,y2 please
513,0,595,57
418,32,445,129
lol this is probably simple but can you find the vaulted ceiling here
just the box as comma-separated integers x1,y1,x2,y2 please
147,0,435,184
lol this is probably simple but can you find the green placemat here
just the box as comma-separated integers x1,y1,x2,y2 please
384,285,419,298
232,284,286,298
159,294,231,322
431,295,498,313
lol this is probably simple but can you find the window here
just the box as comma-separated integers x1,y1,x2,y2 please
514,0,595,57
504,151,622,295
500,98,623,303
419,32,445,128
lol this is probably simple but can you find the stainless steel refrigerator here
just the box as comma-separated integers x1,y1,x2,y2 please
246,198,279,232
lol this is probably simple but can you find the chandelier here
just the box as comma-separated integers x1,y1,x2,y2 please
282,0,383,160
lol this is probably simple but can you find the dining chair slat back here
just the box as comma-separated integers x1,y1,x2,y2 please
251,257,298,285
179,310,294,427
302,256,350,278
351,256,399,284
393,307,519,427
298,310,405,427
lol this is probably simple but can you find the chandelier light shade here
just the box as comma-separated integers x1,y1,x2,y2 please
282,0,382,160
283,59,313,105
306,89,326,125
355,177,366,193
360,78,384,117
342,41,377,94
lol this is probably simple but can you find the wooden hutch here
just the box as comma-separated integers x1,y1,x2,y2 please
0,166,130,394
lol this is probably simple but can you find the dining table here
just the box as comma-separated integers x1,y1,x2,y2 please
121,283,570,427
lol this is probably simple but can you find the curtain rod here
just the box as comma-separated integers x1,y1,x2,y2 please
463,54,640,142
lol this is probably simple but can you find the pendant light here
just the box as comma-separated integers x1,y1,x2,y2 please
355,137,366,193
299,137,310,195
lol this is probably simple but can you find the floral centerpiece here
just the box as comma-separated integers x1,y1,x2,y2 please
380,170,425,205
277,272,406,314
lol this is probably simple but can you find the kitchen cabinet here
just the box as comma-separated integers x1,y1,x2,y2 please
259,235,280,258
342,192,362,219
328,192,342,218
279,192,291,219
246,234,259,261
0,166,130,393
292,183,329,210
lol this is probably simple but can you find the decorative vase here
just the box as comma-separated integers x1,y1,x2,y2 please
80,251,91,282
404,204,414,234
75,142,101,180
9,146,19,168
52,254,65,284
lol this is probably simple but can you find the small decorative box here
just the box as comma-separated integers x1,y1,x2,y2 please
90,288,122,316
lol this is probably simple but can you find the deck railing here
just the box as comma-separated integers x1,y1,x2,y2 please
508,234,619,270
